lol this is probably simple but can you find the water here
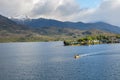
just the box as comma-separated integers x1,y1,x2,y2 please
0,42,120,80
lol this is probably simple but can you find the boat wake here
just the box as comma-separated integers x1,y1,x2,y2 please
80,49,119,58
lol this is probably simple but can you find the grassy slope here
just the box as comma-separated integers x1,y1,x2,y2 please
0,26,115,42
0,15,117,42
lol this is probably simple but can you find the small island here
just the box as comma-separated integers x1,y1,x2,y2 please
64,35,120,46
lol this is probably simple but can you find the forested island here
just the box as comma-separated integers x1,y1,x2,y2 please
64,35,120,46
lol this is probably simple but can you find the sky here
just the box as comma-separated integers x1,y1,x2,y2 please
0,0,120,26
76,0,102,8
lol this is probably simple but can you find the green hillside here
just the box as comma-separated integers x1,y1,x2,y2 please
0,15,117,42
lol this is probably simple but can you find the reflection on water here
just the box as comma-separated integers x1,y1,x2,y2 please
0,42,120,80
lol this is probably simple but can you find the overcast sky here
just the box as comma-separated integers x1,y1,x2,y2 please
0,0,120,26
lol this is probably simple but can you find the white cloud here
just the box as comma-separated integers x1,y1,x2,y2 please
0,0,34,17
75,0,120,26
0,0,80,20
0,0,120,26
30,0,80,20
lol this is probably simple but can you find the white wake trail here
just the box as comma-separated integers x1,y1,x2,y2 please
80,49,119,58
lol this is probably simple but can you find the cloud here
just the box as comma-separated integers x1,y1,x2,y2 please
0,0,120,26
30,0,80,20
95,0,120,26
0,0,81,20
75,0,120,26
0,0,34,17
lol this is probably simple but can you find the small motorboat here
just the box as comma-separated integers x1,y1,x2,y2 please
74,54,80,59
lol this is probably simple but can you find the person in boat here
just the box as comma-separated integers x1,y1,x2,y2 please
74,54,80,59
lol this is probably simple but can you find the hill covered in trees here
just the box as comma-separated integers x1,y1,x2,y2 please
64,35,120,46
0,14,119,42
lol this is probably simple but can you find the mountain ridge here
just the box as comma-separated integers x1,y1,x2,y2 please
0,14,118,42
12,18,120,34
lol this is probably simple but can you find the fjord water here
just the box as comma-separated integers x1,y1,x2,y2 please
0,42,120,80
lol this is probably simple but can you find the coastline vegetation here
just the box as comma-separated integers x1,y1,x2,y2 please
0,35,74,43
64,35,120,46
1,33,120,46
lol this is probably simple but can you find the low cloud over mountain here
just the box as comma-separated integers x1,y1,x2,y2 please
0,0,120,26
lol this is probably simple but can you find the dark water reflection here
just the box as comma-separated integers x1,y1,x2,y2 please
0,42,120,80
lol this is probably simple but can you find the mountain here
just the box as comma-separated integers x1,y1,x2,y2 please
12,18,120,34
0,15,35,39
0,15,31,34
0,15,28,32
0,15,117,42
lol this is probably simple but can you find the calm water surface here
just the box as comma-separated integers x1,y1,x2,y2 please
0,42,120,80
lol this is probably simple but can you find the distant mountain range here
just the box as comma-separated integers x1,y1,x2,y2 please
0,14,119,42
12,18,120,34
0,15,24,32
0,15,29,37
